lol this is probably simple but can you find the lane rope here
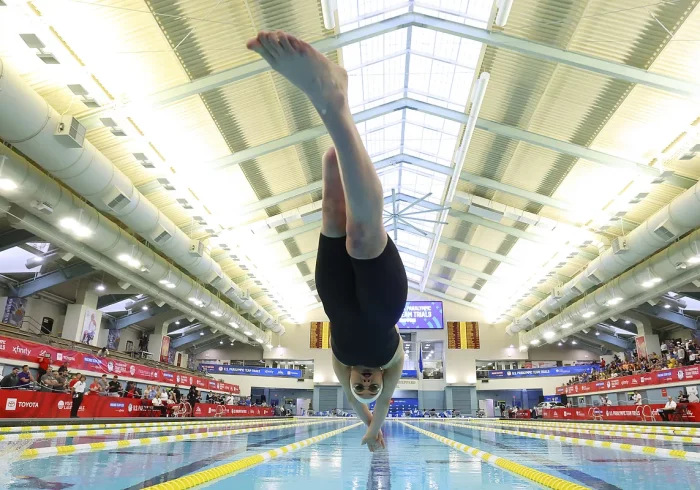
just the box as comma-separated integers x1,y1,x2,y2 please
466,418,699,436
0,418,302,443
400,421,589,490
20,419,348,460
143,422,363,490
458,419,700,444
420,419,700,462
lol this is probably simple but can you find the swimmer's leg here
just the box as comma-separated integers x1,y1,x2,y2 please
247,31,387,260
320,147,346,238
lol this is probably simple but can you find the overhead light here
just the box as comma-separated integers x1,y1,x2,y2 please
200,331,204,336
255,338,264,343
219,340,223,345
141,305,148,311
518,345,528,352
560,322,572,329
95,283,105,292
557,342,562,346
688,256,700,264
571,340,577,345
530,339,540,345
509,345,514,348
606,297,623,307
642,277,662,288
625,320,631,324
663,304,671,309
581,311,595,319
117,253,140,268
166,282,176,289
229,321,239,329
543,331,555,339
0,178,18,191
244,330,253,336
59,216,92,238
175,321,180,325
211,310,223,317
595,331,600,336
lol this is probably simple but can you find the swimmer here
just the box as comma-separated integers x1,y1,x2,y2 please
247,31,408,452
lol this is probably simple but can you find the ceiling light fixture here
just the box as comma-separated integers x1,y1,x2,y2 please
200,331,204,336
642,277,662,288
229,321,239,329
543,331,555,339
625,320,631,324
581,311,595,319
95,283,105,292
557,342,562,346
663,304,671,309
0,178,18,191
518,345,528,352
560,322,572,329
244,330,252,336
595,331,600,336
571,340,577,345
605,297,623,307
175,321,180,325
142,305,148,311
530,339,540,345
211,310,222,317
219,340,223,345
117,253,141,269
59,216,92,238
688,256,700,264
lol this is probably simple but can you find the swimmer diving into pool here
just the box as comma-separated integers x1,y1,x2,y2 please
247,31,408,453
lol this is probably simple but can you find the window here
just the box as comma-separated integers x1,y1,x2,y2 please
421,341,443,379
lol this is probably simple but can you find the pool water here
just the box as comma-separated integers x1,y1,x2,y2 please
5,418,700,489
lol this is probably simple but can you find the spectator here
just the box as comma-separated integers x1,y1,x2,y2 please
187,385,199,412
1,367,20,389
678,390,689,403
146,386,157,400
108,375,122,397
40,368,61,392
57,362,69,376
632,391,642,406
17,365,34,389
600,395,612,406
69,373,80,390
88,378,101,395
151,391,166,417
54,371,67,393
37,353,51,384
658,396,677,421
97,347,109,357
70,375,87,418
96,374,109,395
170,384,182,403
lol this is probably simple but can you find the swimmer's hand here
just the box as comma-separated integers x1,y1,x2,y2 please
361,429,385,452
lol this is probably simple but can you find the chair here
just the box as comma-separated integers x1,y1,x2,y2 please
669,403,692,422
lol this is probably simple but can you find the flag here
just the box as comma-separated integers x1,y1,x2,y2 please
418,348,424,373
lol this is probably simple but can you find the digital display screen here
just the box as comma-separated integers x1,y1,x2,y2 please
397,301,444,329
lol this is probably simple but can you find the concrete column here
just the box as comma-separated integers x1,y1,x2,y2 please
63,283,101,345
621,311,661,357
149,314,182,364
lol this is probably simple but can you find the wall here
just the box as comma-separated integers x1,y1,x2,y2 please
476,388,543,410
117,326,141,352
216,373,314,396
23,297,66,335
196,343,265,363
476,375,571,396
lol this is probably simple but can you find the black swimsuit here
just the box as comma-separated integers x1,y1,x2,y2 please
315,234,407,367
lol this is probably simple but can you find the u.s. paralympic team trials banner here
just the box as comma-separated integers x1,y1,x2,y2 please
489,365,599,379
543,403,700,423
0,334,239,394
398,301,443,329
193,404,273,418
309,321,330,349
447,321,480,349
200,363,303,378
555,364,700,395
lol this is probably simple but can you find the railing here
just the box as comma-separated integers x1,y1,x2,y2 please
20,316,42,335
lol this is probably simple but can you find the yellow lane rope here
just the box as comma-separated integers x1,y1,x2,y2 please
420,419,700,462
0,418,301,443
20,419,347,460
467,418,699,436
400,422,589,490
0,417,296,434
143,422,363,490
459,419,700,444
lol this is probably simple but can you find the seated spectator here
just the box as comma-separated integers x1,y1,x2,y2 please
632,391,642,406
678,391,689,403
57,362,69,376
40,368,61,392
108,375,122,397
97,347,109,357
1,367,20,389
146,386,157,400
151,392,167,417
17,365,34,389
88,378,101,395
658,396,677,421
96,374,109,395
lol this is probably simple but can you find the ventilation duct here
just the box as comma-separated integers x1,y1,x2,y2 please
519,226,700,346
0,147,269,343
507,177,700,335
0,59,283,334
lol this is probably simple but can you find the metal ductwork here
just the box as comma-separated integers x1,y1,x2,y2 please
0,59,284,334
507,178,700,336
518,226,700,347
0,147,269,344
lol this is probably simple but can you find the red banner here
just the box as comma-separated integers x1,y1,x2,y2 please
192,404,273,417
543,403,700,422
515,410,531,419
555,365,700,395
160,336,170,363
0,390,159,418
0,335,239,394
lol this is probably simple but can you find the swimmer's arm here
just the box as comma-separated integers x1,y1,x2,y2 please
364,350,404,440
333,353,372,426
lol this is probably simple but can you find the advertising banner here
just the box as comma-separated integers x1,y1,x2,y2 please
542,404,700,422
79,308,99,346
489,365,598,379
635,335,648,359
398,301,444,329
447,321,480,349
515,410,532,419
192,404,273,417
556,365,700,395
200,363,302,378
2,297,27,327
0,334,239,394
106,328,121,350
0,391,159,418
160,336,170,364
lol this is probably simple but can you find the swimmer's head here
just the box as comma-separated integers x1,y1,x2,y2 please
349,367,383,404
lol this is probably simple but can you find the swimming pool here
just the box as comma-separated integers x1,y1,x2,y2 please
4,418,700,489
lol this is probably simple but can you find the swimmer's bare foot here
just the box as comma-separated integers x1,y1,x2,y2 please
246,31,348,116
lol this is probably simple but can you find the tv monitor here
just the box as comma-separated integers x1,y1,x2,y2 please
397,301,444,329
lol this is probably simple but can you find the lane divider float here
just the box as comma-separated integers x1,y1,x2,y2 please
400,422,589,490
466,418,699,436
143,422,363,489
20,419,347,460
0,418,302,443
426,419,700,462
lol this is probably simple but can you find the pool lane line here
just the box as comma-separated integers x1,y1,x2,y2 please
0,417,299,434
399,421,589,490
455,419,700,444
465,418,699,436
142,422,363,490
19,419,348,460
423,420,700,462
0,418,302,443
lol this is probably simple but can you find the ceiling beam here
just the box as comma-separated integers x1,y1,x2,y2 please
172,330,211,349
13,262,94,298
448,209,551,244
0,229,36,253
632,303,698,330
133,12,700,111
97,294,133,310
574,332,631,351
440,237,519,266
408,282,486,312
113,305,172,330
